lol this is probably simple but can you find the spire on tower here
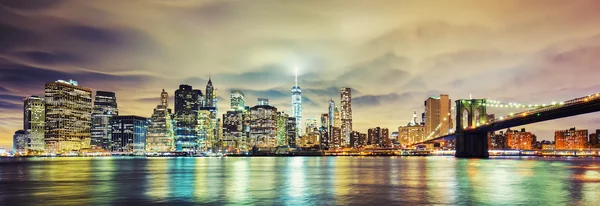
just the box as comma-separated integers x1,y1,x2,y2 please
294,67,298,86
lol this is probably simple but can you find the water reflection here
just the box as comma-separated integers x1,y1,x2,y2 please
0,157,599,205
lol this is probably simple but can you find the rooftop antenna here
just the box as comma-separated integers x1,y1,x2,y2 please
470,94,472,99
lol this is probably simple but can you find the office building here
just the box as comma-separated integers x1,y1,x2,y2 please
286,117,297,147
161,89,169,108
350,131,360,148
368,127,389,147
13,130,28,154
222,110,246,152
249,105,278,148
340,87,353,147
110,115,148,154
90,91,118,151
331,127,342,147
230,89,246,111
199,107,218,151
44,79,93,153
424,94,452,138
398,112,424,145
174,84,202,152
146,102,175,153
305,118,318,135
276,112,289,147
23,96,45,152
555,128,588,150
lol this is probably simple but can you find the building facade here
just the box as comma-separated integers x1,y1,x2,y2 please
424,94,452,138
222,110,246,152
277,112,289,147
13,130,28,154
44,79,93,153
555,128,588,150
286,117,297,147
249,105,278,148
146,104,175,153
506,128,535,150
174,84,202,152
24,96,45,152
340,87,353,147
90,91,118,151
110,115,148,154
230,90,246,110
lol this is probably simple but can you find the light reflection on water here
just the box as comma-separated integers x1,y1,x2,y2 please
1,157,600,205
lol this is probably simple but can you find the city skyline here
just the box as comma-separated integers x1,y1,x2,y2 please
2,0,600,149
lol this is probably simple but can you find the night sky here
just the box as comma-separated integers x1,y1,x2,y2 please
1,0,600,149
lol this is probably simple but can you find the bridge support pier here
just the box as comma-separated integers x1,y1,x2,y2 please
455,131,489,158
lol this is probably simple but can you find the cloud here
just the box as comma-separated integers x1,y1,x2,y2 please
0,0,63,10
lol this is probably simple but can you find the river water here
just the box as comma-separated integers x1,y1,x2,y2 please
0,156,599,205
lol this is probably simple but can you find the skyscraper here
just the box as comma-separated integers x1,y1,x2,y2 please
205,78,214,108
222,110,246,152
24,96,45,152
44,79,93,153
277,112,289,146
368,127,388,147
286,117,297,147
90,91,118,151
110,115,148,154
328,100,335,129
146,90,175,153
230,89,246,110
249,105,278,148
340,87,352,146
199,106,218,151
305,118,318,135
174,85,200,152
424,94,452,138
334,107,341,128
161,89,169,108
291,68,302,137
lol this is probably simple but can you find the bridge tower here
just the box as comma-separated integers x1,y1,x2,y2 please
455,99,489,158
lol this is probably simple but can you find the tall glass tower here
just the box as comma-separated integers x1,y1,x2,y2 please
291,68,302,137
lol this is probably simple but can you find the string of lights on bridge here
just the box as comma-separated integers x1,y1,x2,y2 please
416,93,600,144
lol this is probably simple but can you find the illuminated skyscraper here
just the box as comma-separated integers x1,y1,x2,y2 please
199,106,218,151
205,78,215,107
334,107,341,128
230,90,246,110
286,117,297,147
44,79,92,153
291,68,302,137
24,96,45,152
91,91,118,151
340,87,352,146
305,118,318,135
328,100,335,129
277,112,289,146
424,94,453,138
110,115,148,154
249,105,278,148
174,85,200,152
146,90,175,153
222,110,246,152
161,89,169,108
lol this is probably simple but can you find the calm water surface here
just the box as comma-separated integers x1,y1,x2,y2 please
1,156,600,205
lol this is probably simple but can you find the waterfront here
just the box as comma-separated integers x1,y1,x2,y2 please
1,157,600,205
